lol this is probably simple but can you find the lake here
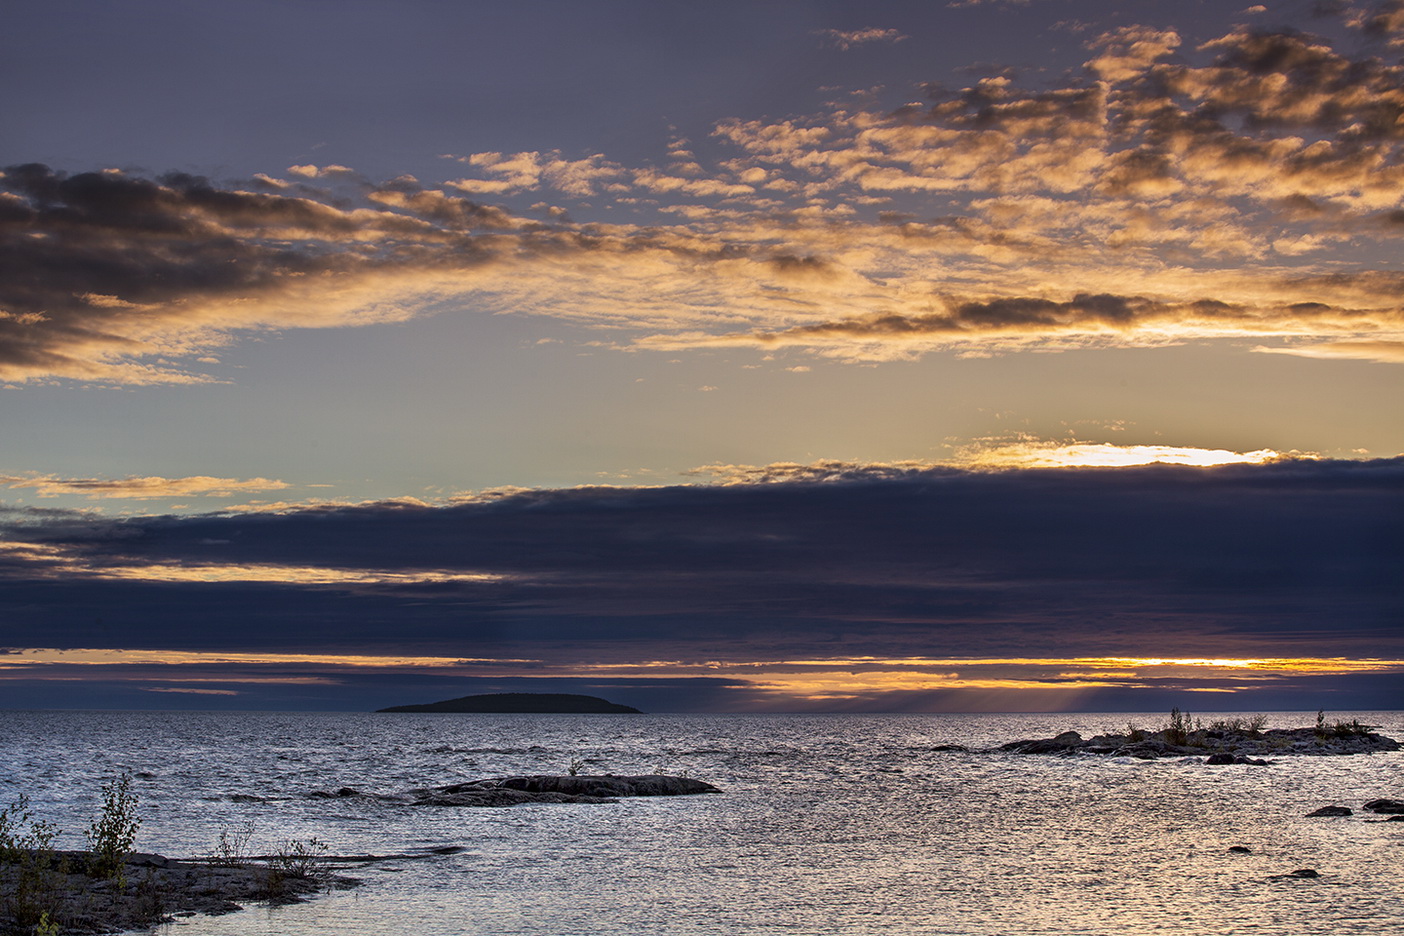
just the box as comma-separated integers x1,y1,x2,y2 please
3,710,1401,935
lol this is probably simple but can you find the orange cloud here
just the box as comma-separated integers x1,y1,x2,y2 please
7,16,1404,383
0,474,290,499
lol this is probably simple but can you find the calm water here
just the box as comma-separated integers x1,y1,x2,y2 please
2,711,1401,935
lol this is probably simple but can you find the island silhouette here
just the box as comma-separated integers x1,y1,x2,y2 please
376,692,642,714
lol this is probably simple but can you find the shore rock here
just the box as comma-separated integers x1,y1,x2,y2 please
1305,806,1353,817
0,850,352,936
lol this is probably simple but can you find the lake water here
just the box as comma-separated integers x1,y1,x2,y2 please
2,710,1401,935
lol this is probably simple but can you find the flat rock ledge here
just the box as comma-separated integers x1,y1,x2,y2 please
309,774,722,807
0,850,354,936
997,727,1401,760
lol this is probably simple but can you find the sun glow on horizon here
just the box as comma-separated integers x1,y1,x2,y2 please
4,650,1398,704
958,443,1290,470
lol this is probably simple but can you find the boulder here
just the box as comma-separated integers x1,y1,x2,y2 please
1305,806,1352,817
1000,731,1083,755
1228,845,1252,854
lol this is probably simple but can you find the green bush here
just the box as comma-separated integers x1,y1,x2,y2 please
1164,708,1190,746
86,774,140,886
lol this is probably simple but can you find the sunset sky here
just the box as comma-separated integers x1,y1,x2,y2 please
2,0,1401,711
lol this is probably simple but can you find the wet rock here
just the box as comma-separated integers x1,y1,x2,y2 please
999,731,1083,755
1228,846,1252,854
1287,868,1319,878
1207,754,1270,766
307,787,362,799
1363,798,1404,814
1305,806,1352,817
0,849,354,935
406,774,721,808
931,744,969,752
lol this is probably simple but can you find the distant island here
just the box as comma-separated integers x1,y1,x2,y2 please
376,692,643,714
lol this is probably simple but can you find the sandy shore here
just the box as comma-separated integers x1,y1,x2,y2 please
0,849,356,935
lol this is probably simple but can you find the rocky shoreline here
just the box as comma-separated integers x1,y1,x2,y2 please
0,849,358,936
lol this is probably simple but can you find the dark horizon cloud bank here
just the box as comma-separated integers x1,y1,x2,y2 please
2,460,1399,712
2,2,1401,714
5,4,1404,384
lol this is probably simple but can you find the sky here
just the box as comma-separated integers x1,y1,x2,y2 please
1,0,1401,712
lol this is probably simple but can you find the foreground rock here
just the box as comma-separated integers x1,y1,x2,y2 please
0,850,355,935
409,774,720,807
998,724,1400,760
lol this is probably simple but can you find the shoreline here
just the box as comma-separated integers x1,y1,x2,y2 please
0,849,358,936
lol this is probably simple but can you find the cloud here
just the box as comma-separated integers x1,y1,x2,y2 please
1,460,1398,675
1252,338,1404,362
817,28,909,51
0,474,291,499
7,14,1404,383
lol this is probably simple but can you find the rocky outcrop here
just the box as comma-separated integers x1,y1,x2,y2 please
407,774,721,807
997,724,1400,760
307,774,722,808
0,850,353,936
1305,805,1353,817
1364,798,1404,814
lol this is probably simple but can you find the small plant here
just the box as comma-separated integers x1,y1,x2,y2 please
268,837,329,881
0,794,64,931
260,836,330,902
132,868,168,927
566,757,585,777
1332,719,1375,738
1165,708,1190,746
208,822,255,867
86,773,140,887
33,910,60,936
1315,709,1327,739
1124,722,1146,742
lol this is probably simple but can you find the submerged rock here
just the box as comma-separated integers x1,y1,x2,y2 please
1228,846,1252,854
1205,753,1269,766
1305,806,1353,817
1363,798,1404,814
